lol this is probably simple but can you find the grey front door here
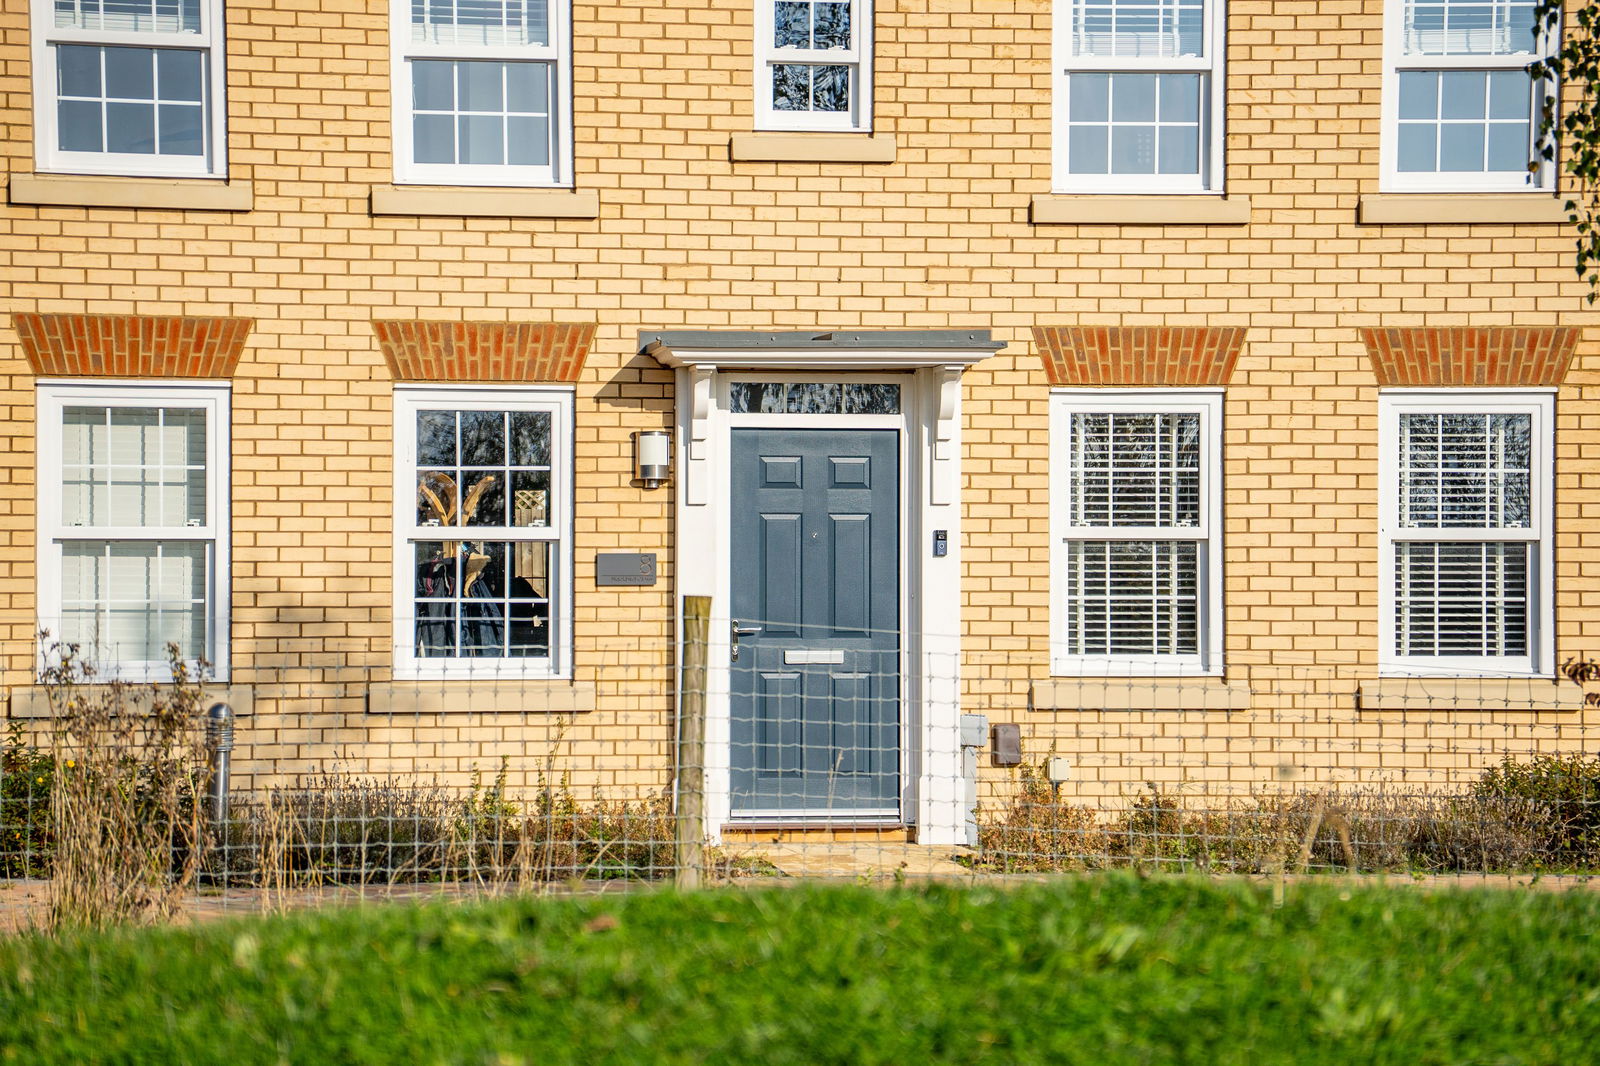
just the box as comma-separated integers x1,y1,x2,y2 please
729,427,901,818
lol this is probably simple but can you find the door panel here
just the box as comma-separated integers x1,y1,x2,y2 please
730,427,900,816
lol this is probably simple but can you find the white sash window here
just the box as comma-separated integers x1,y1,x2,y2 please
1050,390,1223,675
392,0,572,186
1382,0,1553,191
756,0,872,131
392,387,573,679
1380,391,1553,675
1053,0,1225,192
32,0,227,177
36,381,231,680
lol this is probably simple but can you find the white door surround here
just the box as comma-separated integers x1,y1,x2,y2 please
643,330,1005,845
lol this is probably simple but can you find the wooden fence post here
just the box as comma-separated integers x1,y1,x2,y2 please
676,595,711,889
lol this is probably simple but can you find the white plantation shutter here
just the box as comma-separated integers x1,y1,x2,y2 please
1053,397,1218,672
1401,0,1538,57
1069,0,1206,58
1382,396,1549,674
411,0,549,47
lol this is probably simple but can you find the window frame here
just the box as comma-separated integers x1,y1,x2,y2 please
754,0,874,132
391,385,574,681
390,0,574,187
1379,388,1554,677
1381,0,1556,192
1051,0,1227,194
35,379,232,682
30,0,228,179
1049,388,1224,677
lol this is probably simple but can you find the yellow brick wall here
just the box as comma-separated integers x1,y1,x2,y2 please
2,0,1598,814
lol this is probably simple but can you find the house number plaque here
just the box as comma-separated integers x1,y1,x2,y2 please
595,552,658,586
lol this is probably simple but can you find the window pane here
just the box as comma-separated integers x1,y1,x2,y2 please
60,540,208,664
458,115,506,164
1488,69,1530,119
1158,125,1199,174
1395,541,1528,656
1110,73,1157,121
62,406,206,528
1440,71,1487,120
57,45,206,159
1402,0,1538,56
158,103,203,155
59,100,105,152
505,63,549,113
507,117,552,165
1397,123,1438,171
416,409,553,530
1398,71,1438,120
814,3,851,49
730,382,786,413
844,383,901,414
413,60,456,111
106,102,157,153
786,383,843,414
458,61,504,112
1110,125,1156,173
1069,73,1110,122
104,46,155,99
1438,123,1485,170
1071,0,1205,58
1068,411,1202,528
1400,412,1531,529
1063,541,1200,656
58,45,103,98
156,49,203,102
413,114,455,163
1484,120,1529,170
1067,124,1109,173
775,1,811,47
413,540,551,659
812,65,849,111
773,64,810,110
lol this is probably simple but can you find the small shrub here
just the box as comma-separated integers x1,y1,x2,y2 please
1472,752,1600,868
973,762,1104,872
1,722,54,878
41,641,211,929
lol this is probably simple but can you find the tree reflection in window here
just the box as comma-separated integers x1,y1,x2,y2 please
413,408,552,658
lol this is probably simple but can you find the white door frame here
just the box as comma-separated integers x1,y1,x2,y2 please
646,333,1002,845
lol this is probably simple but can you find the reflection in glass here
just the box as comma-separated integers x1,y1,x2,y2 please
730,382,901,414
414,539,551,658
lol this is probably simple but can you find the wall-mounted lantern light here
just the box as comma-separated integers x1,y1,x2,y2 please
634,430,671,489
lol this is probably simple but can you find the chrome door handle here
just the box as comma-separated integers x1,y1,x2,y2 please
731,620,763,661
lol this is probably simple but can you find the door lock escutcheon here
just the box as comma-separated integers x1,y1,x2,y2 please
731,619,763,662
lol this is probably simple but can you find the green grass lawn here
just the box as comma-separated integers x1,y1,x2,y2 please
3,876,1598,1065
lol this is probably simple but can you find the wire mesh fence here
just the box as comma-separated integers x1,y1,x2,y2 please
5,603,1600,928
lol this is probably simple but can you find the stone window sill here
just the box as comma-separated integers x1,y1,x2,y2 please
1357,194,1569,225
370,185,600,219
9,172,253,212
1030,677,1251,712
367,679,596,715
1031,194,1251,225
730,133,897,164
1356,678,1586,713
7,683,254,719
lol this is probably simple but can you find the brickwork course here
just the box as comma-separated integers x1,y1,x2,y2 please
3,0,1600,816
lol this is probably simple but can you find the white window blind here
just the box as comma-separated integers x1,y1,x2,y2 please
1381,394,1550,676
1051,395,1221,675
